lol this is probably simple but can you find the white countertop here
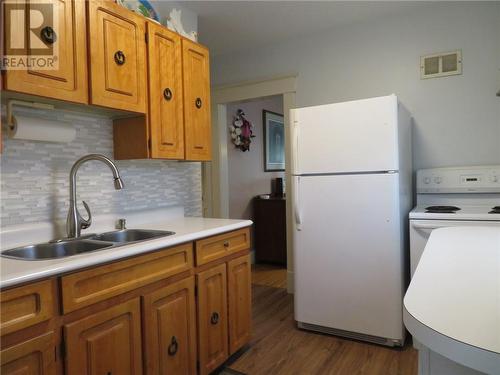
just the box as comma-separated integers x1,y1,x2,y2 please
403,226,500,374
0,217,252,289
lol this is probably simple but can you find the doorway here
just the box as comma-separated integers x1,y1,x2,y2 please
226,96,287,282
203,76,297,293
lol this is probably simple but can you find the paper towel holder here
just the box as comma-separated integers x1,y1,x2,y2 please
6,99,55,129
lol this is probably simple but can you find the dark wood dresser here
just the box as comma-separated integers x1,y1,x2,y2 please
253,196,287,265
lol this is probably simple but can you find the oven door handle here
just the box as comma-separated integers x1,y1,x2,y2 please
412,223,443,231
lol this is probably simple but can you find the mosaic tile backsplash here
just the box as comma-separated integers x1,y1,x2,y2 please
0,106,202,227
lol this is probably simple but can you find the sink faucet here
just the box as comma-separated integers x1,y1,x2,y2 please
67,154,124,238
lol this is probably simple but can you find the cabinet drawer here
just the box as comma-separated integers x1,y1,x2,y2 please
61,243,193,313
195,228,250,266
0,280,54,336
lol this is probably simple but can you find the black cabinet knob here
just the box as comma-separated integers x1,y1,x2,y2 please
40,26,56,44
114,50,126,65
210,312,219,325
163,88,173,101
195,97,202,109
167,336,178,356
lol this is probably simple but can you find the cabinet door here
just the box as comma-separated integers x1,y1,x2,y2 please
142,277,197,375
228,255,252,354
197,264,228,375
147,22,184,159
0,331,56,375
64,298,142,375
87,0,146,113
3,0,87,103
182,39,211,161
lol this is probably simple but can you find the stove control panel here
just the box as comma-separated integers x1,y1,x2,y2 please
417,165,500,193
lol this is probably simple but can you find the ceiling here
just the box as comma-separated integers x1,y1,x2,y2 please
180,1,429,56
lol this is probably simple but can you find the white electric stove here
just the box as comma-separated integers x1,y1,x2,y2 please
409,165,500,277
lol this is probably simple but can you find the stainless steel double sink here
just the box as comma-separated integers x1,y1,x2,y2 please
1,229,175,261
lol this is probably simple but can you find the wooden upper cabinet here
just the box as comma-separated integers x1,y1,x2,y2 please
197,263,228,375
1,331,56,375
3,0,88,103
64,298,143,375
142,277,197,375
87,0,147,113
147,22,184,159
182,39,211,161
228,255,252,354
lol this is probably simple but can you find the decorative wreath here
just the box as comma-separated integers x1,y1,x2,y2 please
229,109,255,152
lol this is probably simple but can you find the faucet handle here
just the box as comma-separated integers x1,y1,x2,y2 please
79,200,92,229
116,218,127,230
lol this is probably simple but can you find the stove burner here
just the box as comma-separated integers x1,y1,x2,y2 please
425,205,461,213
489,206,500,214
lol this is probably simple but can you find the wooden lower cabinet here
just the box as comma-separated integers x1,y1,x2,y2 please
228,255,252,354
0,229,252,375
197,264,228,375
64,298,143,375
0,331,56,375
0,279,54,335
142,277,197,375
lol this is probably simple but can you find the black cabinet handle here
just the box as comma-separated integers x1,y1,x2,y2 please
195,97,202,109
210,312,219,325
223,241,229,248
167,336,178,356
163,88,173,101
40,26,56,44
114,50,126,65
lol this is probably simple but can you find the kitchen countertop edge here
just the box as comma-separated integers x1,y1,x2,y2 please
403,305,499,375
1,218,253,289
403,226,500,374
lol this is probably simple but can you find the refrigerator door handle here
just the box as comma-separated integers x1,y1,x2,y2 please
294,177,302,230
291,109,299,175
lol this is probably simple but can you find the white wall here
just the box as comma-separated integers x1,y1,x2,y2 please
227,96,284,220
212,2,500,170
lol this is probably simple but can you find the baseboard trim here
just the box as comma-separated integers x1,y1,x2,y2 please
297,322,404,347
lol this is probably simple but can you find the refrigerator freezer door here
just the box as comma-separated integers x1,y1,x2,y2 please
293,173,405,340
291,95,399,175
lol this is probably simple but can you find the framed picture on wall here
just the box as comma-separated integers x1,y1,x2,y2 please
263,110,285,172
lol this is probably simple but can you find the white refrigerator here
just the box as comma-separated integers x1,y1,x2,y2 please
291,94,412,346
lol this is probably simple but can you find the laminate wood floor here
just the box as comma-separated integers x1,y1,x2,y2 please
226,264,417,375
251,263,288,289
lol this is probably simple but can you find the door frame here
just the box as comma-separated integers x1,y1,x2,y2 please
202,75,297,293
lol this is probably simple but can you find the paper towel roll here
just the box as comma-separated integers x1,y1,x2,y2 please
8,115,76,143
